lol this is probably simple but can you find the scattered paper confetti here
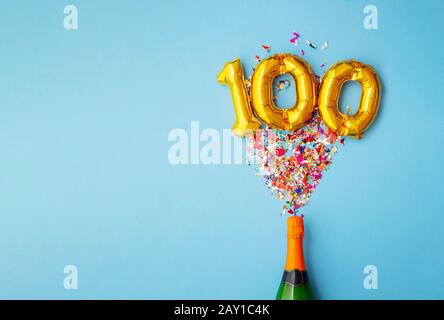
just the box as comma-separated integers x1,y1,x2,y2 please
276,80,291,91
262,44,271,52
306,40,317,49
246,109,343,215
290,32,300,44
245,34,340,216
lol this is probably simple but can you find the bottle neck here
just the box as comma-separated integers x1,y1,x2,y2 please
284,216,306,271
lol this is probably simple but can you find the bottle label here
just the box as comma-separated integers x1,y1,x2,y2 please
281,269,309,287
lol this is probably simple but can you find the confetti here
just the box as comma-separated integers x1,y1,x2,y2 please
306,40,317,49
246,34,340,216
262,44,271,52
276,80,291,91
246,78,344,216
290,32,300,44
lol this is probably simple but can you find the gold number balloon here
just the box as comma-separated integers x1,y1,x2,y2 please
251,54,316,131
218,56,381,138
217,59,261,136
318,60,381,138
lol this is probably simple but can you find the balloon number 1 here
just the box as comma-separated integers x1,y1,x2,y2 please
217,59,262,136
218,54,381,138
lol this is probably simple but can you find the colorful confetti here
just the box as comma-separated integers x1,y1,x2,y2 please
245,73,342,215
276,79,291,91
306,40,317,49
262,44,271,52
246,108,343,215
290,32,300,44
245,33,338,216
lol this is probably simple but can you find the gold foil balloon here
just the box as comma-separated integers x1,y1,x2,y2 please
251,54,316,130
218,56,381,137
217,59,261,136
318,60,381,138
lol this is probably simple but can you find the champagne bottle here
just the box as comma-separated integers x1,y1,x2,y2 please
276,216,314,300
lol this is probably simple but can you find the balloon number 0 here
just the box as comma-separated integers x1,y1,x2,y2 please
218,54,381,138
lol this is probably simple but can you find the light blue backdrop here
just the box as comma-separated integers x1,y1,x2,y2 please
0,0,442,299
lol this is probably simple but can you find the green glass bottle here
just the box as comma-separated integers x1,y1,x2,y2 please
276,216,314,300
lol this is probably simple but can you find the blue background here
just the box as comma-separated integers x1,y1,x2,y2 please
0,0,443,299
